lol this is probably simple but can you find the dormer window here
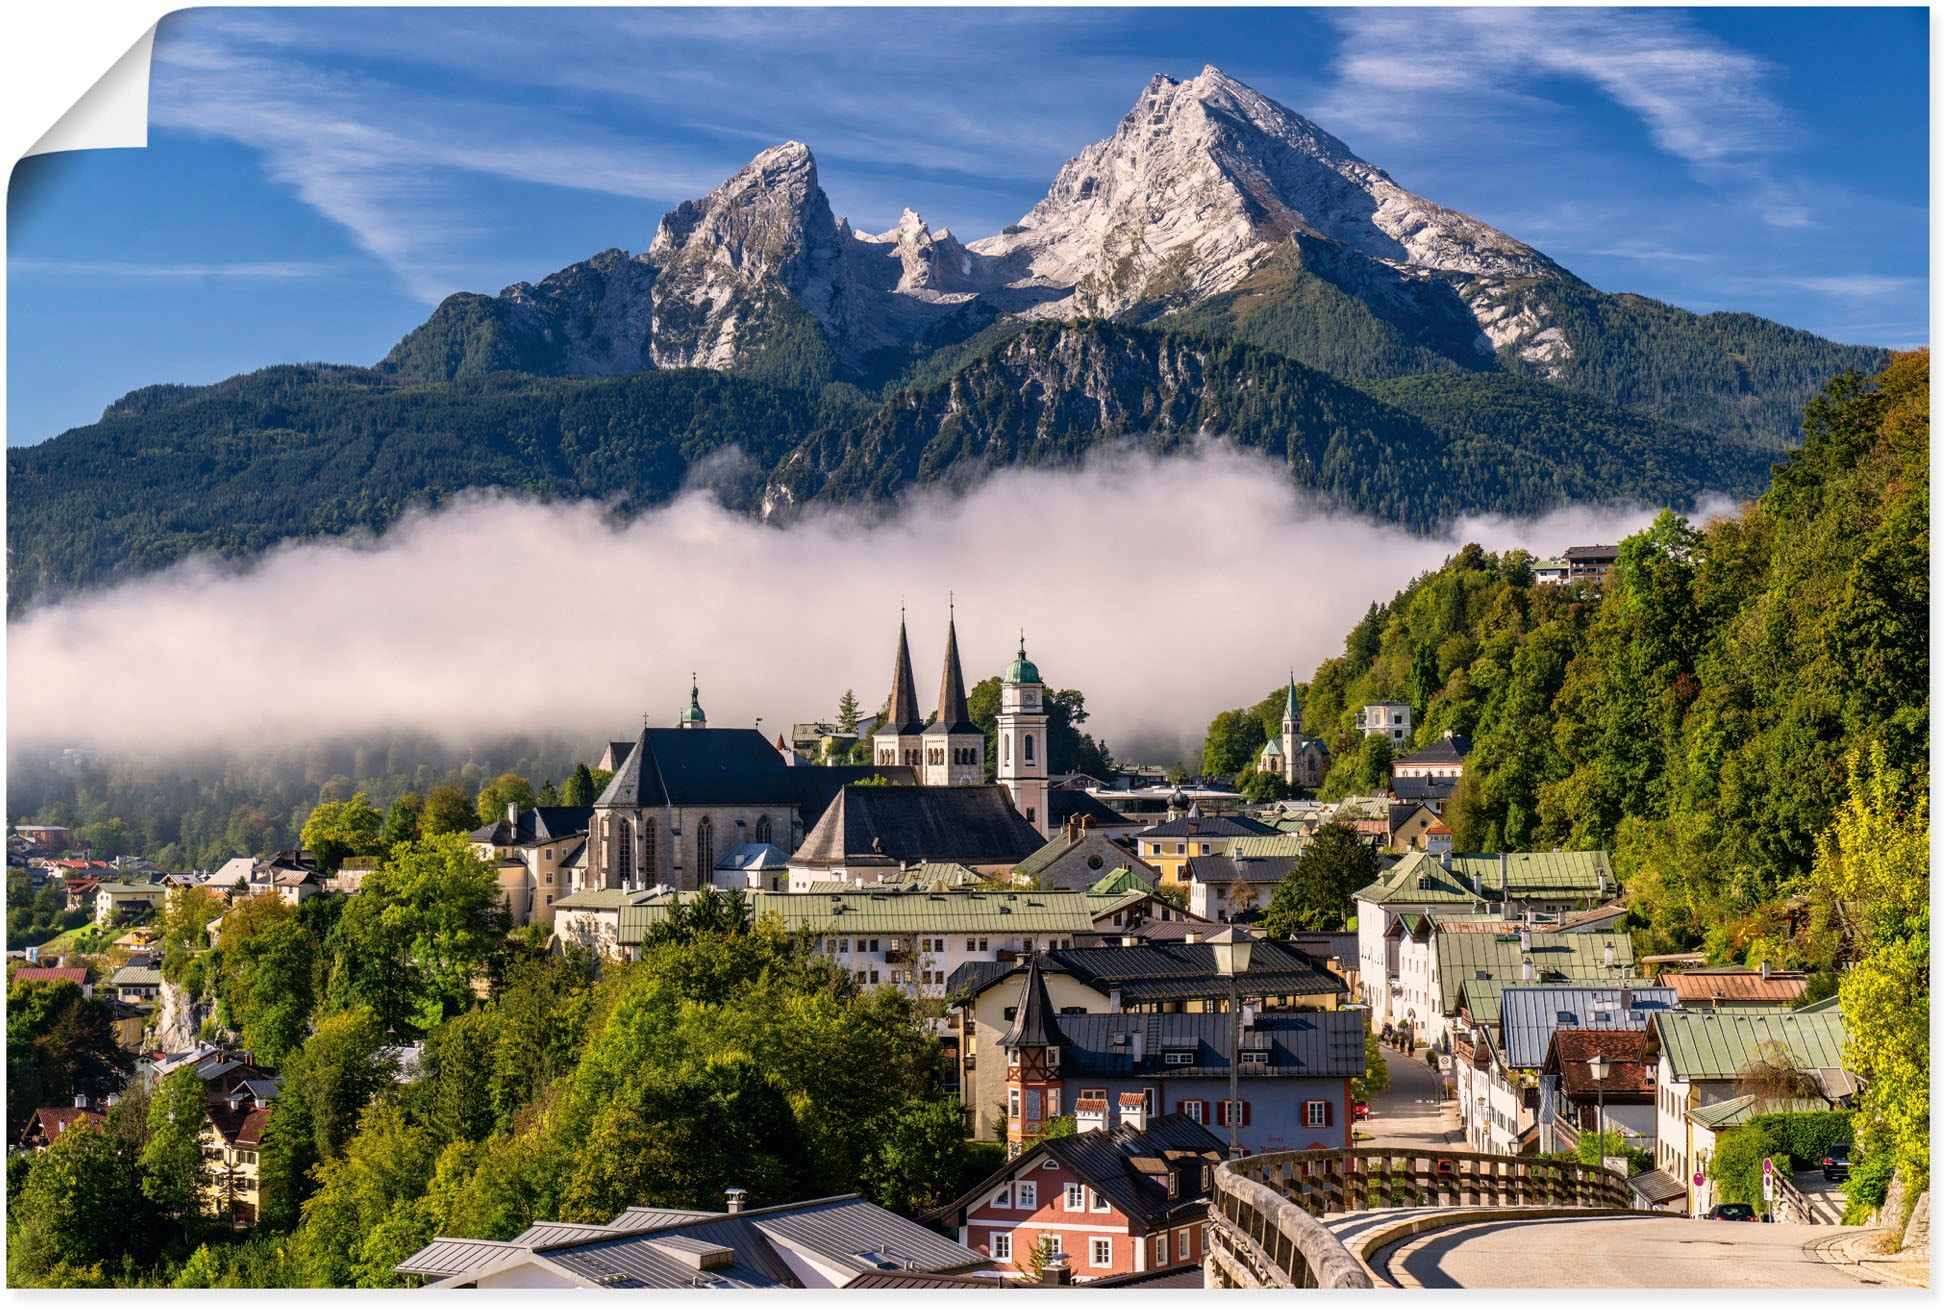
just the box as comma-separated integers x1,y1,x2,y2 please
1045,1046,1060,1070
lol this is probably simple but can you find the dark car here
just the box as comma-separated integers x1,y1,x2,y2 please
1707,1203,1759,1222
1822,1144,1853,1181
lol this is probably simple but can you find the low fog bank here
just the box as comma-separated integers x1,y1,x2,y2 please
8,447,1723,765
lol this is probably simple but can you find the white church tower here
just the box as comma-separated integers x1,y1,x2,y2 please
999,633,1050,834
1280,671,1302,786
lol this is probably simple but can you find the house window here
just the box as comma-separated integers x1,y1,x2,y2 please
1080,1088,1107,1103
1009,1089,1022,1120
1089,1189,1109,1212
869,970,880,984
1220,1100,1247,1128
1240,1051,1269,1065
1176,843,1186,855
1154,1234,1168,1266
991,1233,1012,1261
1177,1228,1191,1260
544,895,553,907
1181,1100,1206,1125
1065,1183,1085,1211
1200,844,1211,855
1016,1181,1037,1210
1024,734,1036,764
1164,1052,1194,1066
1304,1101,1328,1128
1090,1237,1112,1268
544,872,553,885
867,939,880,953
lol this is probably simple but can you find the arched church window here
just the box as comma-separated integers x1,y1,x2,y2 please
1024,734,1036,764
644,826,656,877
1004,738,1011,766
755,815,773,845
616,818,633,883
696,816,714,875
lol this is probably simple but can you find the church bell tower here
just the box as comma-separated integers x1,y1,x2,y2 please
998,633,1050,834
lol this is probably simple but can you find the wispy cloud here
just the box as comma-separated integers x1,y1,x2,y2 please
1774,274,1925,299
1318,9,1806,227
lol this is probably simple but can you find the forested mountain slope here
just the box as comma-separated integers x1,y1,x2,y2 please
7,324,1776,615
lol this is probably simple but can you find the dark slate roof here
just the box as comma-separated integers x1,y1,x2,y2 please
793,785,1044,868
1393,734,1472,766
1047,789,1131,828
885,618,926,736
595,728,804,808
787,764,918,833
1390,777,1457,804
1054,1010,1368,1081
1000,956,1063,1050
1086,1264,1207,1288
1133,813,1274,840
1184,854,1295,886
469,805,595,847
937,1114,1223,1231
925,615,979,736
842,1270,1007,1288
948,940,1346,1007
404,1195,985,1289
1563,544,1620,561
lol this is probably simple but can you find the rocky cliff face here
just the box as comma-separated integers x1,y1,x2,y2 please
151,977,210,1052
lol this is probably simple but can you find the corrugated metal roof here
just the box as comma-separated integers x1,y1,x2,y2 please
396,1237,529,1278
1649,1009,1849,1083
1683,1093,1831,1130
1434,932,1635,1014
947,941,1345,1006
514,1222,625,1247
1498,985,1678,1068
1054,1010,1367,1080
1656,971,1809,1005
1227,835,1307,859
607,1206,721,1231
1355,849,1611,907
747,889,1096,935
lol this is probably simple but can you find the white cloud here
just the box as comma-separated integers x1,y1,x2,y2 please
9,259,345,280
1318,9,1801,225
9,448,1693,764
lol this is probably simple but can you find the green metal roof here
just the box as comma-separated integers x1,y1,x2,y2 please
1087,867,1152,896
551,887,657,912
1354,850,1612,908
1648,1009,1850,1083
730,889,1098,938
1433,931,1636,1014
1227,834,1307,859
1795,994,1843,1014
1005,635,1040,686
1686,1094,1834,1130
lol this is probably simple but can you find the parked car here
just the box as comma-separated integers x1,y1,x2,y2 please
1822,1144,1853,1182
1352,1100,1370,1121
1706,1203,1759,1222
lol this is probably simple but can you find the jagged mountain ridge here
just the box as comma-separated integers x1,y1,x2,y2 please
378,66,1883,449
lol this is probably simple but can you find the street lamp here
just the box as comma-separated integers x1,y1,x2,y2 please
1211,926,1255,1159
1587,1052,1612,1146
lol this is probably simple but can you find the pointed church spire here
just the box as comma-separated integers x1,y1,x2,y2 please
680,674,706,727
932,606,975,732
1285,669,1301,719
887,614,925,734
1001,955,1063,1050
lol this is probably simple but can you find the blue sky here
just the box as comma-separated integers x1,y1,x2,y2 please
6,6,1929,446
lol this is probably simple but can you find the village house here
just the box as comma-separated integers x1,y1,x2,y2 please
709,842,793,891
93,880,165,925
9,963,94,997
110,961,163,1005
1356,702,1413,745
950,944,1348,1141
395,1193,990,1288
1653,964,1809,1010
1181,852,1293,921
933,1108,1223,1282
1387,731,1471,814
467,803,595,927
1539,1028,1659,1152
1130,805,1275,886
1642,1007,1852,1213
18,1099,106,1149
1011,817,1160,892
992,958,1363,1157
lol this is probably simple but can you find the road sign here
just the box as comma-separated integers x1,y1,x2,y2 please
1762,1157,1775,1176
1763,1178,1775,1201
1693,1172,1705,1187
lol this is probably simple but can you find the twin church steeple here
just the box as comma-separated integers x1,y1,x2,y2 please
872,604,985,786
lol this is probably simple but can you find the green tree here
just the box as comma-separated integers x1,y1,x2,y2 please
861,1097,968,1216
158,886,219,986
138,1068,210,1242
560,764,599,807
1354,735,1393,794
836,688,861,736
1201,707,1268,777
6,1121,141,1285
7,978,128,1135
474,773,536,827
379,793,423,847
1233,766,1289,804
417,786,476,838
1351,1029,1391,1104
1261,823,1377,936
299,793,384,873
221,911,319,1066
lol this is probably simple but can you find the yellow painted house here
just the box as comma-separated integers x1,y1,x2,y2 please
1131,803,1277,885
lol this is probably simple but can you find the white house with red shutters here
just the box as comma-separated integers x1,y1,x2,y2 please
931,1105,1224,1283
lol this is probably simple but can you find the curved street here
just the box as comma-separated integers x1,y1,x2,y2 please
1361,1042,1461,1149
1372,1213,1875,1289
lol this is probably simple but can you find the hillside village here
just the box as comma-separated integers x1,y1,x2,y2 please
6,545,1903,1288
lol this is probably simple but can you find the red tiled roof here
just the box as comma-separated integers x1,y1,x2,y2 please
1656,970,1807,1004
1546,1029,1654,1096
22,1106,105,1144
10,966,90,986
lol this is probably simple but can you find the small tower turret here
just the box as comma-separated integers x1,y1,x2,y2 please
998,631,1051,834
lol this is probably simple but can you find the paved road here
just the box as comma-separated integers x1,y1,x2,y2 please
1374,1213,1873,1288
1362,1044,1459,1150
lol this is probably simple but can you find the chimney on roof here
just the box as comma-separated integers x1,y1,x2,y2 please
1041,1251,1074,1287
1118,1091,1148,1133
1108,987,1123,1014
506,801,518,827
73,1093,88,1110
1604,942,1616,970
1519,929,1532,953
724,1187,748,1214
1075,1097,1109,1135
1760,959,1771,981
1521,958,1534,983
1469,864,1480,895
